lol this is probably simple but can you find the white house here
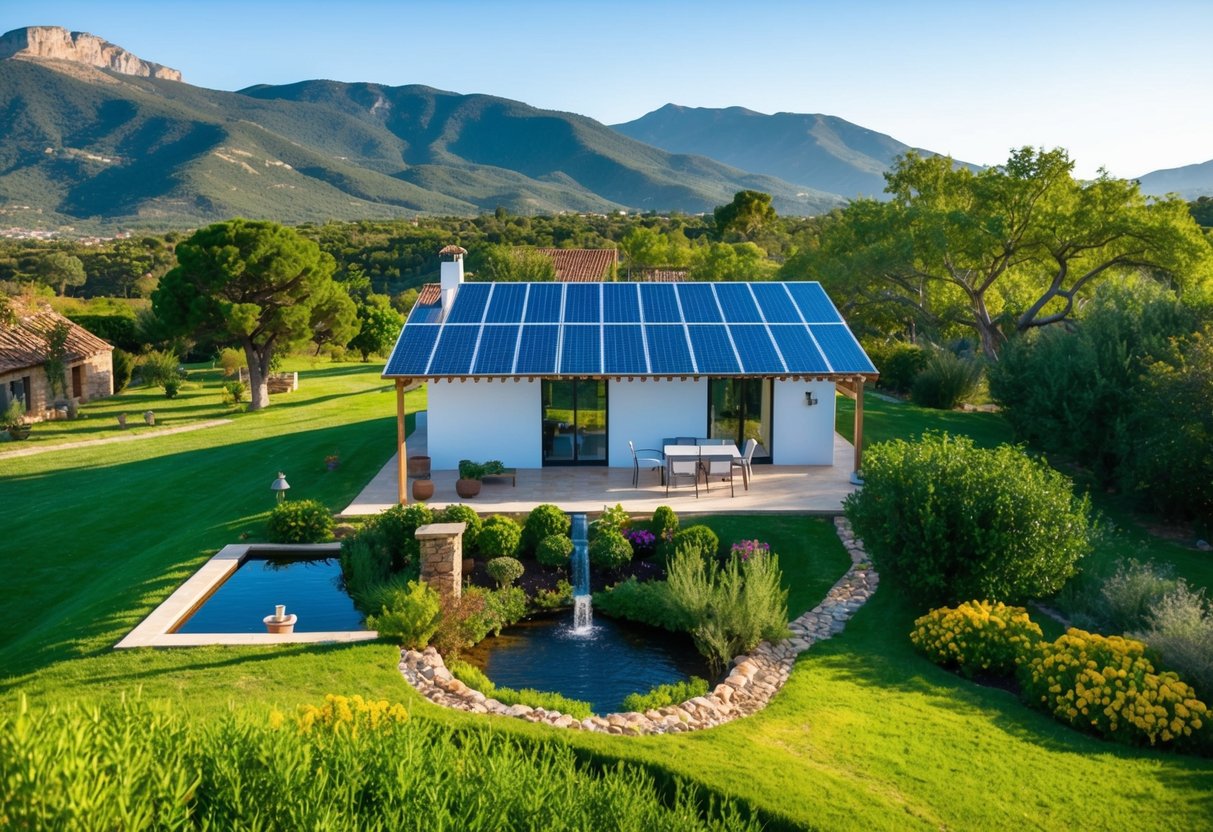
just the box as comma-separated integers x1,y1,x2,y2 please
382,246,877,499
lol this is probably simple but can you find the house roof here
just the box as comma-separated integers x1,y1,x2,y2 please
0,306,113,375
416,283,441,306
384,280,877,381
536,248,617,282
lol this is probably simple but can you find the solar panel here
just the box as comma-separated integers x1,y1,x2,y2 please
750,283,801,323
484,283,528,323
769,326,829,374
787,283,842,323
645,325,695,374
524,283,563,323
603,282,641,322
445,282,491,323
639,283,681,322
559,325,601,374
810,324,877,373
473,325,520,374
563,283,601,323
730,325,786,373
407,302,443,324
714,284,763,323
515,325,559,373
687,325,739,373
676,283,723,323
383,325,440,375
603,325,648,374
428,325,480,374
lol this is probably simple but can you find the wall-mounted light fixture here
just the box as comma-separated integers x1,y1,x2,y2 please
804,391,818,407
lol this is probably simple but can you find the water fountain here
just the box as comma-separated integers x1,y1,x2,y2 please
570,513,593,633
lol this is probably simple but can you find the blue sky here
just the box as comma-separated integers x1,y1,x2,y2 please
3,1,1210,179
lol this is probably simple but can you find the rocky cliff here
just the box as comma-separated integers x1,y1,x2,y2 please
0,26,182,81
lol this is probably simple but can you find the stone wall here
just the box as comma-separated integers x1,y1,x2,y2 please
0,352,112,421
398,517,878,734
415,523,465,599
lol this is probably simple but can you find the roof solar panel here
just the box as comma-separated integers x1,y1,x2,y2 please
645,325,695,374
687,325,739,373
473,325,519,374
564,283,601,323
559,324,601,374
603,282,641,322
445,282,491,323
787,283,842,323
640,283,681,322
515,325,559,373
730,325,786,373
750,283,801,323
524,283,563,323
714,283,763,323
428,325,480,374
407,302,443,324
676,283,723,323
383,325,440,375
769,326,829,374
603,325,648,374
810,324,877,373
484,283,528,323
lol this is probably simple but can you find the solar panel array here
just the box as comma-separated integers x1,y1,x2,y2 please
384,282,877,377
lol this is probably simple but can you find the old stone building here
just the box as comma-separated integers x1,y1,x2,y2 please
0,304,114,422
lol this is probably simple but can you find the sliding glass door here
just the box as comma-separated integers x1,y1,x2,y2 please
542,380,607,465
708,378,772,462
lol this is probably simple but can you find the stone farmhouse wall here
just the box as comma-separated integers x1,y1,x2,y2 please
1,352,113,421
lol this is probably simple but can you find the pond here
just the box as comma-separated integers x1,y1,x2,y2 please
461,615,712,714
174,556,365,634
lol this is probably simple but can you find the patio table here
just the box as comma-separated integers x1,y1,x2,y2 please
663,443,745,490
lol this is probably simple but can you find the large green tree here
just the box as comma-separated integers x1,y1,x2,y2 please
348,294,404,361
787,148,1213,359
714,190,777,240
37,251,86,297
152,219,350,410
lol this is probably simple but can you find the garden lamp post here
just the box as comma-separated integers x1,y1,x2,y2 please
271,472,290,503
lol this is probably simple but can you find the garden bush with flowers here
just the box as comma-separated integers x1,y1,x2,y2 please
910,601,1042,677
1019,628,1209,748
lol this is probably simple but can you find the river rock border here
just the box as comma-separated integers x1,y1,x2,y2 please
397,517,878,734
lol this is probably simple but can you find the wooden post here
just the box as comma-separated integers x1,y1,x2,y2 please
852,377,865,483
396,379,408,505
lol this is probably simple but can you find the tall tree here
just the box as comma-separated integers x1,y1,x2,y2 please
714,190,777,240
787,148,1213,359
152,219,349,410
348,294,404,361
37,251,86,296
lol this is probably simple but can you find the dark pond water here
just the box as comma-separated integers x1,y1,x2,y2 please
174,557,365,634
462,615,712,714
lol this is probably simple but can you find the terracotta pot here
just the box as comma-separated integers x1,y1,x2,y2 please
407,455,431,478
263,614,297,634
454,478,482,498
412,479,435,501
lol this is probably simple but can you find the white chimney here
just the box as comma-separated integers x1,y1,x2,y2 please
439,245,466,316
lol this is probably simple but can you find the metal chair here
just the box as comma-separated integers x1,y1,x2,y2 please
701,453,735,497
629,440,665,487
674,436,697,445
666,451,699,497
732,438,758,490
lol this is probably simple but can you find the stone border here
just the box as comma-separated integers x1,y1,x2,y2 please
398,517,877,734
115,543,378,648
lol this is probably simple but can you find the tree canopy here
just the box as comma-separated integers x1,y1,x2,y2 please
152,219,351,410
714,190,777,240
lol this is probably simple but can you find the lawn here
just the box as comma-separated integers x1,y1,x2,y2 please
1,373,1210,831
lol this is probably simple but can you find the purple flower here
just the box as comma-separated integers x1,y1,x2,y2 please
730,539,770,562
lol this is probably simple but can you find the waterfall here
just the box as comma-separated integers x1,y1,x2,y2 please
570,513,592,633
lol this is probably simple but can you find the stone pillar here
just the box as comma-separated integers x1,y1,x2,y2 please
415,522,466,599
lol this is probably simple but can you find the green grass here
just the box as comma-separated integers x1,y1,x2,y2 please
1,376,1210,831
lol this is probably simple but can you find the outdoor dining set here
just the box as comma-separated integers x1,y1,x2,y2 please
628,437,759,498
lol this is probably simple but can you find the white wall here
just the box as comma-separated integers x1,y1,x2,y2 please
772,379,836,465
427,379,542,469
608,378,708,467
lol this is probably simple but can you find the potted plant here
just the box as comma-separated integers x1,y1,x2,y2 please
2,399,29,441
412,478,435,501
455,459,486,498
325,453,340,471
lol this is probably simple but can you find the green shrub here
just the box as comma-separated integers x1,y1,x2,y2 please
339,536,392,604
1099,559,1180,633
433,586,527,654
447,660,594,719
651,505,679,557
910,350,981,409
478,515,521,558
486,556,525,588
220,380,246,405
482,586,528,632
365,580,442,648
111,347,134,394
594,578,688,631
1133,584,1213,700
372,503,433,571
621,677,710,713
591,503,630,539
533,580,573,610
910,601,1043,678
536,534,573,569
672,525,720,563
267,499,334,543
438,504,481,553
139,348,179,391
865,339,929,394
589,529,632,571
1019,628,1209,747
218,346,246,377
522,504,570,554
844,433,1093,607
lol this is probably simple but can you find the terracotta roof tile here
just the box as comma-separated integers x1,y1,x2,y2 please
536,248,617,282
416,283,441,306
0,307,113,374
